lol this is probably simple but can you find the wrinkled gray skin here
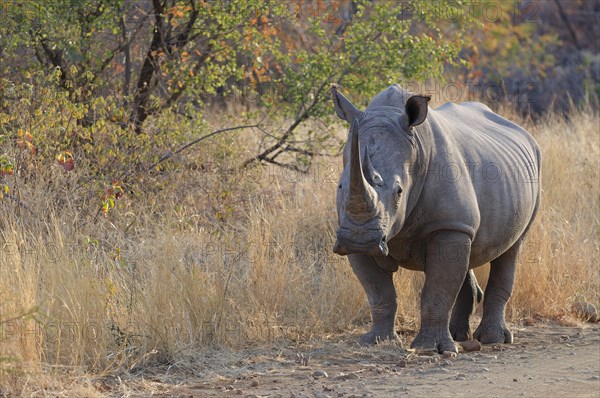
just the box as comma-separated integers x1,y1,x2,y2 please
332,84,541,353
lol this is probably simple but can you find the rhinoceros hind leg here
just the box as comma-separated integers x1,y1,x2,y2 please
412,232,471,353
450,269,483,341
348,254,399,345
474,241,521,344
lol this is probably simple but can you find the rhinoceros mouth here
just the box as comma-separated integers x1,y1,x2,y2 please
333,229,388,257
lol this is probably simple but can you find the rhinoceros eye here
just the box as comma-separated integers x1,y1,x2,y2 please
373,174,383,187
397,186,403,196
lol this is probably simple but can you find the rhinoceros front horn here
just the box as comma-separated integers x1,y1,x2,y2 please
346,119,378,221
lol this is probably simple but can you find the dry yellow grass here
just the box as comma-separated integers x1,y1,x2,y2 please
506,109,600,318
0,107,598,394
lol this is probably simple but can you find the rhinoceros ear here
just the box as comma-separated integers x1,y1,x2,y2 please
331,83,363,123
405,95,431,128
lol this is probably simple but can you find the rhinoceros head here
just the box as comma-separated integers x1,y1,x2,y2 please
331,85,430,257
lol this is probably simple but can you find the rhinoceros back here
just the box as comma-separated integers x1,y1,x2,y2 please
422,101,541,265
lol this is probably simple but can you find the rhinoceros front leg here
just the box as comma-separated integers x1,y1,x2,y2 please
348,253,398,345
411,232,470,353
450,269,483,341
474,241,521,344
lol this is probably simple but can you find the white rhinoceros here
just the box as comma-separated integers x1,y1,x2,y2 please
332,84,541,353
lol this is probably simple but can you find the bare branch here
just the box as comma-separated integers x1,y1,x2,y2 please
242,79,330,168
120,13,132,102
258,156,307,173
148,123,261,170
90,12,150,88
554,0,581,50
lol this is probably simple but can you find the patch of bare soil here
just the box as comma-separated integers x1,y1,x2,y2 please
66,323,600,397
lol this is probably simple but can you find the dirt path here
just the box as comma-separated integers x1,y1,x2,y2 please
105,324,599,397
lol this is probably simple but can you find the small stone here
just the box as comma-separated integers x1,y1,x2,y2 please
334,372,359,381
297,353,309,366
456,373,466,380
250,379,259,387
416,356,433,363
314,392,331,398
312,370,328,379
482,367,489,372
225,385,235,390
571,301,598,322
397,359,407,367
513,378,518,382
459,340,482,352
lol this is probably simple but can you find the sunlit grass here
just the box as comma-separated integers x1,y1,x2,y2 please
0,107,598,394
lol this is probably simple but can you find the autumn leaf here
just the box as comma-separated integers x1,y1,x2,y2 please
0,184,9,199
56,150,75,171
17,130,36,154
0,156,14,177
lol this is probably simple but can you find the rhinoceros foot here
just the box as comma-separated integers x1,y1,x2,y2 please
360,328,400,345
450,321,472,342
411,325,457,353
359,329,399,346
474,321,513,344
